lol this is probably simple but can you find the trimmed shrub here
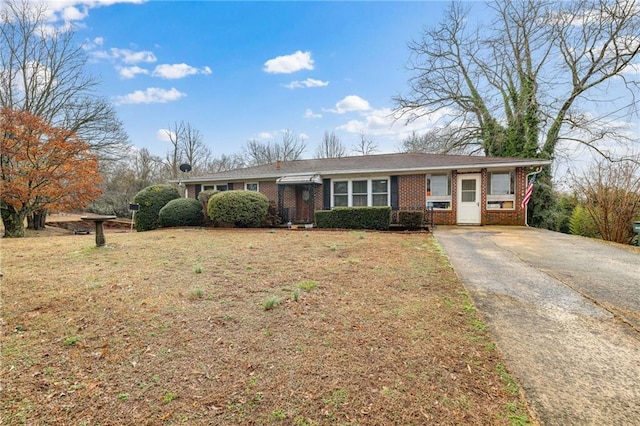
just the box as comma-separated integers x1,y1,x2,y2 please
315,207,391,230
197,189,219,226
133,185,181,232
159,198,204,228
398,211,424,230
207,190,269,228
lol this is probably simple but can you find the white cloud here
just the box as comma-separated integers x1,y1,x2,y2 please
44,1,146,23
621,62,640,75
326,95,371,114
114,87,185,105
117,65,149,79
156,128,175,142
62,6,88,21
285,78,329,89
337,106,454,142
89,47,157,64
152,63,212,79
112,48,157,64
304,108,322,119
257,132,274,140
264,50,314,74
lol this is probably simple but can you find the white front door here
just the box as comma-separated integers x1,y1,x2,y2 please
457,174,481,225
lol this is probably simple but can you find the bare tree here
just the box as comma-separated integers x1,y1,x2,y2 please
315,131,346,159
207,154,246,173
161,121,213,179
393,0,640,161
351,132,379,156
571,159,640,244
398,129,473,155
0,0,129,159
242,129,306,165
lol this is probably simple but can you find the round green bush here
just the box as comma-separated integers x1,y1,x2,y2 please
133,185,181,232
159,198,204,228
207,190,269,228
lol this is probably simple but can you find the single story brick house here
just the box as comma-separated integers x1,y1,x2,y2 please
178,153,551,226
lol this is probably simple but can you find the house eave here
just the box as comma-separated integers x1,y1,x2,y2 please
173,159,551,185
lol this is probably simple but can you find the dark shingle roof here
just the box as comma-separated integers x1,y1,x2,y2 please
179,152,550,183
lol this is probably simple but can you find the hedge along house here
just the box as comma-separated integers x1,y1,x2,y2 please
178,153,551,226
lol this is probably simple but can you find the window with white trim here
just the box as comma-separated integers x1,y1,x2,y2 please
426,174,452,209
245,182,258,191
203,184,228,191
487,171,515,210
331,178,389,207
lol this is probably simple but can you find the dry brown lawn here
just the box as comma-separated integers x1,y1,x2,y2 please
1,227,530,425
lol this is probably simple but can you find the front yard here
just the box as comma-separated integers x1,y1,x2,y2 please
1,228,529,425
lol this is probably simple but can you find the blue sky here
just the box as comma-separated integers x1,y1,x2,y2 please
51,0,466,159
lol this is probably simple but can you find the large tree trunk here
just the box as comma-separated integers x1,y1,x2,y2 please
1,206,26,238
27,209,47,230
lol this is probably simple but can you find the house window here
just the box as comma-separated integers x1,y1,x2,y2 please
372,179,388,206
245,182,258,191
426,174,452,209
333,181,348,207
352,180,368,207
203,184,228,192
487,171,515,210
331,178,389,207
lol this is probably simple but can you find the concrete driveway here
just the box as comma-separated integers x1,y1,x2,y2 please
434,226,640,426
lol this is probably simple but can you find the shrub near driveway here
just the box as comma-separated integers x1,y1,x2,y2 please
0,229,530,425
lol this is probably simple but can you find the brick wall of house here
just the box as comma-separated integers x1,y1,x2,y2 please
398,174,425,209
185,184,197,199
259,181,278,201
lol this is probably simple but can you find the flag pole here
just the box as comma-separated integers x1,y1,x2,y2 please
524,167,543,227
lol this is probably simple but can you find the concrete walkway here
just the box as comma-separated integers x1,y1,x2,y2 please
434,226,640,426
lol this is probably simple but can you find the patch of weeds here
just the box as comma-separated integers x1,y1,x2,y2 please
118,393,129,401
269,408,287,421
262,329,272,337
295,280,318,291
248,375,259,387
188,288,204,300
496,363,519,396
293,288,300,302
442,296,455,308
322,388,348,407
43,367,55,376
262,296,282,311
470,319,488,331
329,243,337,251
462,301,476,313
486,342,496,351
193,265,203,274
294,416,318,426
162,391,177,403
506,401,531,425
348,258,361,265
63,335,81,346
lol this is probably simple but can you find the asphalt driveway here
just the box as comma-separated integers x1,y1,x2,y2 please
434,226,640,426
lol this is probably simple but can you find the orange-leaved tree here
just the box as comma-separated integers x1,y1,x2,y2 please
1,108,102,237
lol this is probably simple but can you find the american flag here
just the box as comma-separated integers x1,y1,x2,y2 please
521,174,536,209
